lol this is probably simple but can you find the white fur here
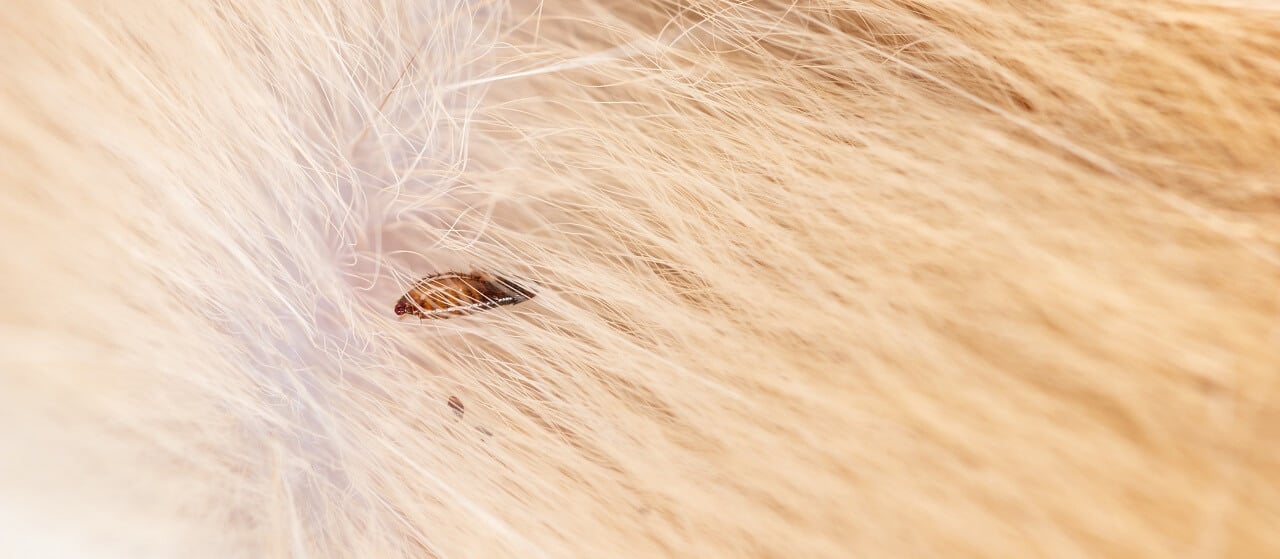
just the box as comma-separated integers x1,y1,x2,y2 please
2,1,1279,557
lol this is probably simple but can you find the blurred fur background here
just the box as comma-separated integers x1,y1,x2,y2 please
3,0,1279,557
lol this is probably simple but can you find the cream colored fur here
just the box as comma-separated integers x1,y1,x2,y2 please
2,1,1279,557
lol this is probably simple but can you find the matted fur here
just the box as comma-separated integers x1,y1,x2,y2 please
2,0,1278,557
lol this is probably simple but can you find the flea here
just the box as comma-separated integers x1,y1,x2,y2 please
394,272,535,319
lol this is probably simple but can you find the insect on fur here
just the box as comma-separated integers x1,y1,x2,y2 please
447,396,464,417
394,272,536,319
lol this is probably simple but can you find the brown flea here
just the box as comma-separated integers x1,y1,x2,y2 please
447,396,464,417
394,272,535,319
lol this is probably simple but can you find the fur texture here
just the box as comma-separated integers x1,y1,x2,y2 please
2,0,1279,557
